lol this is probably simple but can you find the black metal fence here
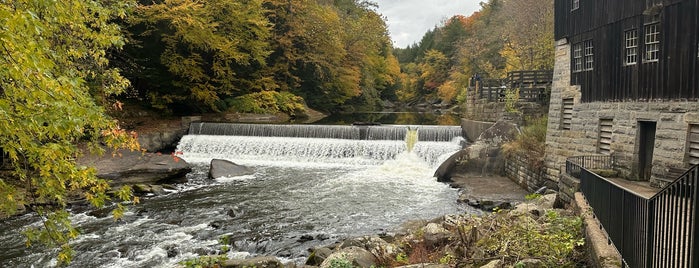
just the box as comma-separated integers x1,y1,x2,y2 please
566,155,699,268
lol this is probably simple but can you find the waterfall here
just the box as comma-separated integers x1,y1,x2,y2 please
179,123,464,167
189,122,361,139
405,128,418,152
188,123,463,141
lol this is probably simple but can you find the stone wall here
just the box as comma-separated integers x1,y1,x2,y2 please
460,119,494,142
505,155,551,192
544,38,699,189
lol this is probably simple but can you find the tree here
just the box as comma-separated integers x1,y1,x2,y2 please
0,0,139,264
131,0,274,111
497,0,554,71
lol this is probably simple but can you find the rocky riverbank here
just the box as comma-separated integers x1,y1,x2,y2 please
181,193,586,268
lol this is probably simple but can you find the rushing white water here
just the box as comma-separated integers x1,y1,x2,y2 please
176,135,464,167
0,126,470,268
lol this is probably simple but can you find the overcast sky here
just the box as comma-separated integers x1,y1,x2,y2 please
372,0,481,48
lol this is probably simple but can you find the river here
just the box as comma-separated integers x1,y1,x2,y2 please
0,123,471,267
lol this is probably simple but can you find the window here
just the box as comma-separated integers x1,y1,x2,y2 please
573,41,593,72
624,30,638,65
572,0,579,10
572,43,583,72
644,23,660,62
598,118,613,155
561,98,574,130
583,40,594,71
687,124,699,165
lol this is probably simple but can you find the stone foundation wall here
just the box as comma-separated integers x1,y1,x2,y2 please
504,155,550,193
544,39,699,189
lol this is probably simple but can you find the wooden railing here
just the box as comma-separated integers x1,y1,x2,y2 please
566,155,699,268
476,70,552,103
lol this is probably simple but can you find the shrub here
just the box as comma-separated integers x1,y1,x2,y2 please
226,91,306,116
502,116,548,170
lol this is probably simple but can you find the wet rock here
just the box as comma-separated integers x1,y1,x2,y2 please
87,207,112,218
150,185,167,195
133,184,152,194
209,220,227,229
306,247,334,266
298,234,315,242
165,245,179,258
316,233,330,241
320,246,377,268
227,206,243,218
209,159,254,179
161,184,177,191
480,201,512,212
222,256,283,268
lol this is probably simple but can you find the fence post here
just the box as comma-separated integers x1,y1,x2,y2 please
646,199,655,268
692,168,698,268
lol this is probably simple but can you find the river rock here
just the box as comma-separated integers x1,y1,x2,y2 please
339,235,402,261
320,246,377,268
422,223,454,248
306,246,334,266
209,159,254,179
222,256,283,268
138,128,188,153
78,149,191,186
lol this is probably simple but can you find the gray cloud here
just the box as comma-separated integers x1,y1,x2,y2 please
372,0,481,48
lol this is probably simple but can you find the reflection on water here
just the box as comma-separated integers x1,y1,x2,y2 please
314,112,460,125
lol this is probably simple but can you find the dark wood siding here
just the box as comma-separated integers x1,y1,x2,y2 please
556,0,699,102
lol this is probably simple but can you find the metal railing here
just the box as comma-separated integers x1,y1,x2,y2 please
647,166,698,268
565,154,615,177
566,155,699,268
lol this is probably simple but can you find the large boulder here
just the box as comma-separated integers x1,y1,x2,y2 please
79,149,191,186
209,159,254,179
306,247,334,266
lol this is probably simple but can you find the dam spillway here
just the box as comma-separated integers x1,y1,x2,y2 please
187,122,464,142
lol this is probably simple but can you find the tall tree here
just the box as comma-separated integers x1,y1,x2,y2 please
0,0,139,264
130,0,273,111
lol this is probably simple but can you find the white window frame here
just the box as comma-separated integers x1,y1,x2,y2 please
624,29,638,65
644,23,660,63
583,40,594,71
572,43,583,73
572,0,580,11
